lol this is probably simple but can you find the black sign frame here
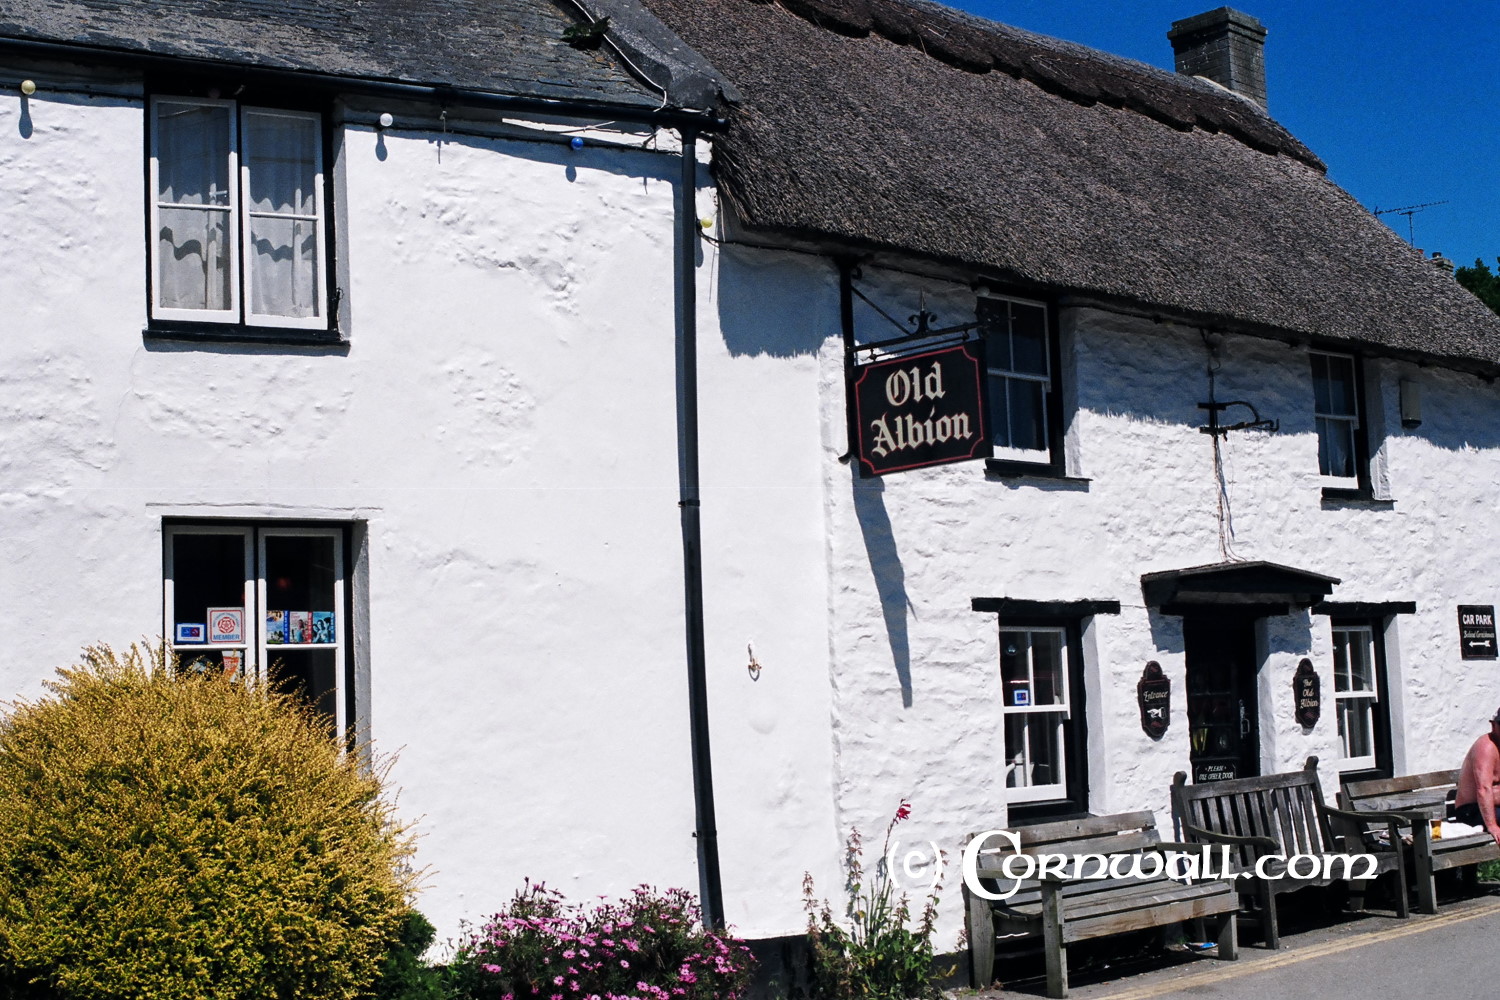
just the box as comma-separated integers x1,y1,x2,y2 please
1459,605,1498,660
851,342,991,477
1293,657,1321,728
1137,660,1171,739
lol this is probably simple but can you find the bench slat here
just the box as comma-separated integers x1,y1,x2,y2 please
1344,770,1459,799
1062,892,1239,944
1000,811,1157,847
1000,876,1232,920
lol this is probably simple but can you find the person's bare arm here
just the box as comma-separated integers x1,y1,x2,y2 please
1477,743,1500,845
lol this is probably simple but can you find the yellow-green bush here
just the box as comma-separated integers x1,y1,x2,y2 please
0,644,417,1000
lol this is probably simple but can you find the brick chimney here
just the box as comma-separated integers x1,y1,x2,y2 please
1169,8,1268,109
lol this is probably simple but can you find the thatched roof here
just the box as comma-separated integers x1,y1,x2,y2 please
643,0,1500,372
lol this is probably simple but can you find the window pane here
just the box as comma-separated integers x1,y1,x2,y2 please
171,533,244,631
1340,698,1373,759
244,111,319,216
1310,353,1332,413
1332,631,1351,692
1031,631,1064,706
1004,714,1064,788
1010,305,1048,375
249,216,320,318
1000,631,1029,706
158,207,231,310
1006,378,1048,451
269,648,338,722
264,535,337,615
156,103,231,207
1347,635,1374,692
1313,354,1356,417
1317,417,1356,477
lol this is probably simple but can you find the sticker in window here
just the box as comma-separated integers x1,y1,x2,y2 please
208,607,245,644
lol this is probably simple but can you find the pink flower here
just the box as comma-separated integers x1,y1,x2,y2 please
895,800,912,822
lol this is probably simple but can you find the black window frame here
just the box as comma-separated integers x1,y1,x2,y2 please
978,295,1067,479
143,76,343,347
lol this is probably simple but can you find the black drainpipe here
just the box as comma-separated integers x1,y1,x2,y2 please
676,127,725,931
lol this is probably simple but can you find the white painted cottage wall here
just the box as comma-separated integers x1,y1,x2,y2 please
0,83,843,942
693,250,1500,946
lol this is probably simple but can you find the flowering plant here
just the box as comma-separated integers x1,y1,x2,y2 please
445,882,753,1000
802,801,942,1000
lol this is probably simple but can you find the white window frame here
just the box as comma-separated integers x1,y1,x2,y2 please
1311,350,1360,482
149,97,241,324
982,295,1052,462
1332,624,1379,772
164,523,346,736
1000,626,1071,803
149,97,328,331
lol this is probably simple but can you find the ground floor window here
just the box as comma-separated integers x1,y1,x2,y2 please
997,622,1089,816
164,522,349,731
1331,621,1390,774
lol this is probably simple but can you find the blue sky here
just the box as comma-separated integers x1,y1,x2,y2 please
946,1,1500,271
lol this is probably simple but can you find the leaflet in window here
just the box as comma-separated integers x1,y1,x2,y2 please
265,609,288,644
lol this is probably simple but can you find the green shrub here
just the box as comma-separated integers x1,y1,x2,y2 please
372,910,445,1000
802,803,941,1000
0,643,418,1000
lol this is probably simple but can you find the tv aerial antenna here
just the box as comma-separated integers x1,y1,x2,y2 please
1372,200,1448,246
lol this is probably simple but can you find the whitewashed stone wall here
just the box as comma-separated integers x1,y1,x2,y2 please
699,244,1500,945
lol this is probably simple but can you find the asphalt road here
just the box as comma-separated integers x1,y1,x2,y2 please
979,891,1500,1000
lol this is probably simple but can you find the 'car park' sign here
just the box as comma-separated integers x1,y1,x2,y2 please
1459,605,1497,660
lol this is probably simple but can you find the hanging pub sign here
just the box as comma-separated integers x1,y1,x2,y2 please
1459,605,1497,660
852,342,990,477
1293,658,1321,727
1137,660,1171,739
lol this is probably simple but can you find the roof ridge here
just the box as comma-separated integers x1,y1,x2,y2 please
764,0,1324,170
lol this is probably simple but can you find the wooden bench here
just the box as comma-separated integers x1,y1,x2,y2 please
963,811,1239,998
1340,768,1500,914
1170,757,1408,948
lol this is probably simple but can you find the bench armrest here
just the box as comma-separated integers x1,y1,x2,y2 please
1321,803,1414,825
1321,804,1412,854
1179,821,1277,853
1151,840,1204,854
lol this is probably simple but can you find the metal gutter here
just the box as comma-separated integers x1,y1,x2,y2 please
0,35,725,130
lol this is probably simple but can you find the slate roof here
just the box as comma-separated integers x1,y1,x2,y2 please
642,0,1500,371
0,0,665,108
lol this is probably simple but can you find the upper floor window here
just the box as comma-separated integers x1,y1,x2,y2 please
150,97,332,335
1311,351,1362,481
980,296,1061,475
